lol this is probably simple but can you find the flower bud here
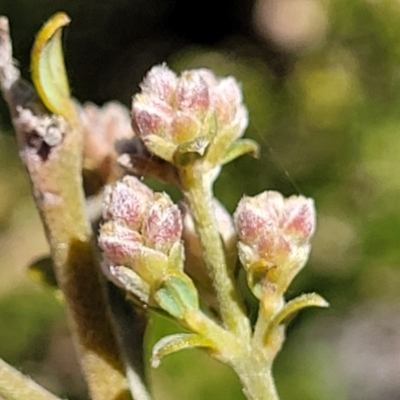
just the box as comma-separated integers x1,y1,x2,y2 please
141,64,178,103
211,76,248,138
131,64,248,164
80,102,133,194
142,193,183,254
99,176,184,288
102,175,153,231
98,220,143,266
234,191,316,292
175,70,210,117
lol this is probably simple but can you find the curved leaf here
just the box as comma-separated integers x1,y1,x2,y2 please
272,293,329,328
151,333,215,368
31,12,75,120
222,138,259,165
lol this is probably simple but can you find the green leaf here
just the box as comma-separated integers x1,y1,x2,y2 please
31,12,76,120
153,272,199,319
151,333,215,368
271,293,329,328
222,138,259,165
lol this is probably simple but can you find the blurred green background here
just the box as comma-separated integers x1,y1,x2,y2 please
1,0,400,399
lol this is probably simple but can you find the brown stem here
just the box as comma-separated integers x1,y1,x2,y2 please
0,17,132,400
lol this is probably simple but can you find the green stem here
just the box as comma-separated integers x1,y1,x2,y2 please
253,290,283,351
233,356,279,400
0,358,61,400
187,308,282,400
180,164,250,337
179,164,281,400
185,308,280,400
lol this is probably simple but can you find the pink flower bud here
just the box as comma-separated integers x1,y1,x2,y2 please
131,64,248,157
234,191,316,266
132,97,174,140
102,175,154,230
282,196,316,241
98,221,143,266
142,193,183,254
175,70,210,116
99,176,184,289
80,102,133,193
140,64,178,103
212,76,247,135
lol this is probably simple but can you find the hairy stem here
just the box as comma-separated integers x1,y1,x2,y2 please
180,164,250,338
0,358,61,400
179,164,282,400
0,16,133,400
233,356,279,400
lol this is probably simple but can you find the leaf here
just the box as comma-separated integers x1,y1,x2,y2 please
31,12,76,120
222,139,259,165
271,293,329,327
151,333,215,368
153,272,199,319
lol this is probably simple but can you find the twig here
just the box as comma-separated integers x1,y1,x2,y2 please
0,16,132,400
0,358,62,400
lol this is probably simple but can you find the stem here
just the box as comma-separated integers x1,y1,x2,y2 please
0,18,131,399
180,164,250,337
180,164,281,400
185,307,281,400
233,356,279,400
253,289,283,351
0,358,61,400
20,117,132,400
185,308,280,400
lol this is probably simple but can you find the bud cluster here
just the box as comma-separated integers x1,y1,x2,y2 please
98,176,202,319
98,176,183,286
97,64,323,392
0,12,328,400
131,64,248,164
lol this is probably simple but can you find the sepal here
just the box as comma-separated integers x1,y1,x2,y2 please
173,136,210,166
153,272,199,319
108,265,150,304
142,134,176,163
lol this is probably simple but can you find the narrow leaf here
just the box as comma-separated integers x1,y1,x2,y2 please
31,12,75,120
151,333,215,368
222,138,259,165
272,293,329,327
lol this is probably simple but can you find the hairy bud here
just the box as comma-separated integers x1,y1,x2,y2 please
131,64,248,163
234,191,316,295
